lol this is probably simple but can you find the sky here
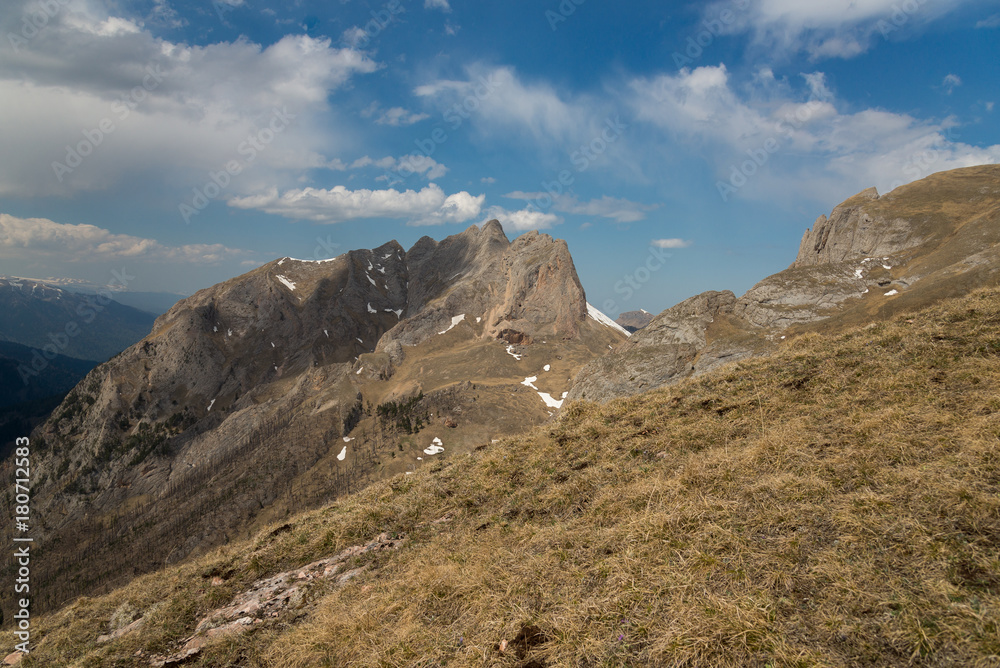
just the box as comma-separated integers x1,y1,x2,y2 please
0,0,998,317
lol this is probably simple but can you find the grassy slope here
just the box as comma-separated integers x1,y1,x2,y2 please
11,288,1000,667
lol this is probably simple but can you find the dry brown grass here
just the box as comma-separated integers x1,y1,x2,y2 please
9,288,1000,667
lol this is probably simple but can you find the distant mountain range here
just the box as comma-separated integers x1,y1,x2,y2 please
0,275,186,316
0,278,157,361
0,278,158,459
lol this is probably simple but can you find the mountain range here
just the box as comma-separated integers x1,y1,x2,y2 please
5,220,626,613
1,165,999,665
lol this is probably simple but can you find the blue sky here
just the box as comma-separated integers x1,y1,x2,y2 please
0,0,997,316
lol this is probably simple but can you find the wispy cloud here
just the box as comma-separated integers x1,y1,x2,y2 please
0,214,251,263
361,103,430,126
425,0,451,12
705,0,983,60
651,238,692,249
628,64,1000,201
351,155,448,180
504,192,658,224
414,65,594,146
976,13,1000,28
227,184,484,225
942,73,962,95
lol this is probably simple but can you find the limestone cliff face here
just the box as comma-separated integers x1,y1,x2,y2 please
570,164,1000,403
380,221,586,347
16,220,618,613
567,291,737,402
792,187,923,267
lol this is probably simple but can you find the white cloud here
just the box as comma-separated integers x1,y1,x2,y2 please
227,184,484,225
425,0,451,12
628,64,1000,202
361,102,430,126
976,13,1000,28
651,238,692,249
504,192,658,223
942,73,962,95
351,155,447,180
706,0,982,60
0,214,250,263
802,72,834,100
480,206,560,231
481,176,497,184
0,2,379,198
414,65,590,145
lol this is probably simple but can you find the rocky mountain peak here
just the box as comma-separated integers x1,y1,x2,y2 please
570,164,1000,403
792,185,921,267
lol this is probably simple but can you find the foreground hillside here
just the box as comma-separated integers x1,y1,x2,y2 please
9,287,1000,667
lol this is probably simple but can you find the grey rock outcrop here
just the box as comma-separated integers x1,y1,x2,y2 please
569,165,1000,403
792,187,922,267
568,291,737,402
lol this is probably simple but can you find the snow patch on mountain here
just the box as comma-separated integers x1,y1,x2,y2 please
587,302,630,336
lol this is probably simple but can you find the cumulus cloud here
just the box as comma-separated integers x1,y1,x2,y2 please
480,206,560,231
0,1,379,198
0,214,250,263
628,64,1000,201
504,192,658,223
227,184,484,225
425,0,451,12
651,238,692,249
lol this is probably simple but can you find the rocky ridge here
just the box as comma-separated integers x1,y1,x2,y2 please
569,165,1000,402
4,220,624,616
614,309,654,333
